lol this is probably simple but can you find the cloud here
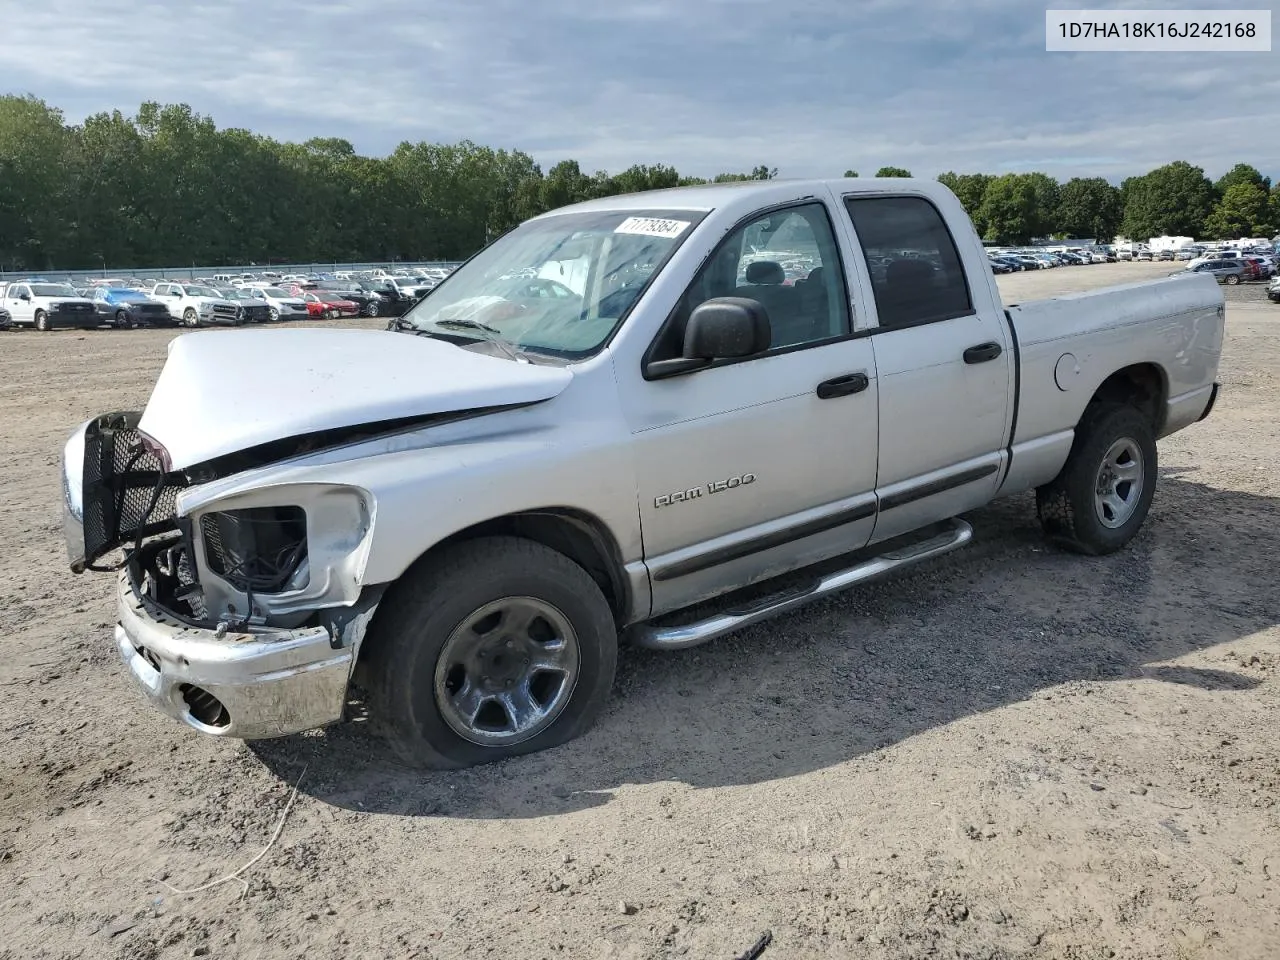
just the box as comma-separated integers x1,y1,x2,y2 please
0,0,1276,182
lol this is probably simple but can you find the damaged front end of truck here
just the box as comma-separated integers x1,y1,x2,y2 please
62,410,382,738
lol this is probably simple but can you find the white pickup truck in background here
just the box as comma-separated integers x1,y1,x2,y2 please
146,281,243,327
61,178,1224,768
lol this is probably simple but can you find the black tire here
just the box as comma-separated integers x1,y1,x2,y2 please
34,310,49,331
1225,274,1239,285
114,309,132,329
183,308,199,327
358,536,618,769
268,307,279,322
365,300,379,318
1036,402,1157,556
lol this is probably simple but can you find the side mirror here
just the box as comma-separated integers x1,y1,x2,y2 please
18,293,30,301
645,297,771,379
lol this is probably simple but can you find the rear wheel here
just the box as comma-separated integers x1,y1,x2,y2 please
1036,403,1157,556
359,536,618,768
1226,274,1240,285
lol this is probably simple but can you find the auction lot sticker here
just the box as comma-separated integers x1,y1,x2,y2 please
615,217,691,238
1047,9,1271,50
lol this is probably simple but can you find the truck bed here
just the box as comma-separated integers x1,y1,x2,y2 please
999,272,1224,495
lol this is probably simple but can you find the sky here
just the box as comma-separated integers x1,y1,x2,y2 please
0,0,1277,183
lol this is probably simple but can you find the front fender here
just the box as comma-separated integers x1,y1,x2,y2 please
175,394,641,600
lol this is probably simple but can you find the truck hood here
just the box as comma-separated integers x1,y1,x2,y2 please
189,296,238,308
137,328,573,470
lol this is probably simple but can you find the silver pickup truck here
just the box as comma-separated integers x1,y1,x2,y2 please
60,178,1225,768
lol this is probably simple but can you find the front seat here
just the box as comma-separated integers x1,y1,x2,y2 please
737,260,801,345
744,260,785,285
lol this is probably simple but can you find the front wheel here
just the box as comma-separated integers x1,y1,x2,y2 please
34,310,49,331
114,309,132,329
183,308,199,327
268,307,279,322
358,536,618,768
1036,403,1157,556
365,300,380,318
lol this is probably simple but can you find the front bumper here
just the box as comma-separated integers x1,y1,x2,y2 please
115,572,352,738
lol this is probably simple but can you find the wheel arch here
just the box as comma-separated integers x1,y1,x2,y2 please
378,508,632,627
1084,362,1169,434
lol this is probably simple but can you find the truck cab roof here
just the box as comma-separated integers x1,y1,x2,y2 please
534,178,954,221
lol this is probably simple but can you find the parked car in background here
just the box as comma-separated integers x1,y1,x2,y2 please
359,279,417,316
147,282,243,327
1185,260,1247,284
1157,250,1175,261
0,305,11,330
303,292,360,319
0,280,100,330
243,286,310,322
91,287,176,328
1136,249,1153,261
989,258,1013,274
1243,256,1274,279
311,281,385,317
1268,275,1280,302
216,287,274,323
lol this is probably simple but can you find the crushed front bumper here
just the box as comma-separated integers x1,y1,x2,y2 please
115,572,352,739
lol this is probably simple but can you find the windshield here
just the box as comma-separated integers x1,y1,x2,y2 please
31,283,79,297
262,287,290,298
106,288,150,301
183,285,219,297
398,209,704,358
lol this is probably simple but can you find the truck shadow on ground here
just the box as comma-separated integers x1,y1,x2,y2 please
250,475,1277,819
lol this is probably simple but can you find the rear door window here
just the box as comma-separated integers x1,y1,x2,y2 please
843,195,974,331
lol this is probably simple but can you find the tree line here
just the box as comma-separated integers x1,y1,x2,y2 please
2,95,1277,272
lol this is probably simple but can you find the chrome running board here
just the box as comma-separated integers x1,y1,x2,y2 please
628,518,973,651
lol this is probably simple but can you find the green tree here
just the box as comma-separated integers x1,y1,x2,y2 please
1120,161,1215,240
1022,172,1061,237
1204,182,1275,239
977,174,1038,244
1056,177,1123,241
712,165,778,182
875,166,912,177
1215,162,1270,194
842,169,859,178
937,173,992,234
0,95,72,270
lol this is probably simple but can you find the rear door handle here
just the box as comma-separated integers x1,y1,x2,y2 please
963,342,1002,364
816,372,870,399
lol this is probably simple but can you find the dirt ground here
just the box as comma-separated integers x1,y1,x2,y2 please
1,262,1278,960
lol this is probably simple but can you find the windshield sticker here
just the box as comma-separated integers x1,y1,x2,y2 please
614,217,691,239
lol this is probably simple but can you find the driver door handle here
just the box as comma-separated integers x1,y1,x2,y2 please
816,372,870,399
963,342,1002,364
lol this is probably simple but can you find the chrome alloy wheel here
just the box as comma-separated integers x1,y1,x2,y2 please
433,597,581,746
1094,437,1145,529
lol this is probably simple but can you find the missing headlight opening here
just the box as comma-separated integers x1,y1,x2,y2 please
200,507,309,595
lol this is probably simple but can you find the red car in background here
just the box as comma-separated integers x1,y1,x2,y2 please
303,292,360,319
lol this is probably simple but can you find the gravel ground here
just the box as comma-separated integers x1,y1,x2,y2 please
1,261,1278,960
